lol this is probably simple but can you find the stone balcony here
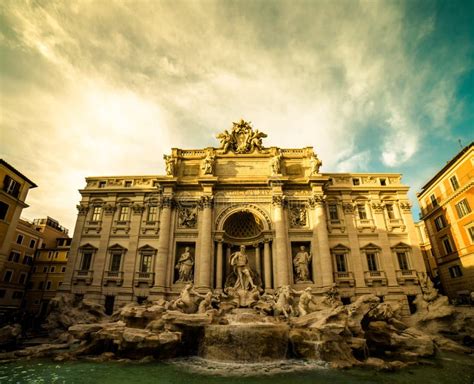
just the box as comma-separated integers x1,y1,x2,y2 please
364,270,388,286
333,271,355,287
134,271,155,287
103,270,124,286
72,270,93,285
396,269,419,285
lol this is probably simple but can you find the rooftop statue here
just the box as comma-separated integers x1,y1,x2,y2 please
216,119,267,154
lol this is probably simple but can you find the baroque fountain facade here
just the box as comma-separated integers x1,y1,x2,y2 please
2,120,471,368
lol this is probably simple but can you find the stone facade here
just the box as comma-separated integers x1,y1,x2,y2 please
60,121,426,315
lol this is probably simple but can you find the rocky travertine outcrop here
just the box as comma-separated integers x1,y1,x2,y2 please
0,324,21,350
2,280,472,369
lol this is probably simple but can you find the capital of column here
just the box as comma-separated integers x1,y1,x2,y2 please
371,201,384,213
308,194,325,208
76,204,89,215
132,203,145,214
160,196,174,209
342,202,355,214
399,201,412,213
199,195,214,209
272,195,286,207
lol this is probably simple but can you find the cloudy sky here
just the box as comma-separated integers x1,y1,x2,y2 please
1,0,473,232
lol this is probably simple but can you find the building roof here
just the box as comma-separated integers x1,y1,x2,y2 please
0,159,38,188
418,142,473,196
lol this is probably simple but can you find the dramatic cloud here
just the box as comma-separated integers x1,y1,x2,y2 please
0,0,472,230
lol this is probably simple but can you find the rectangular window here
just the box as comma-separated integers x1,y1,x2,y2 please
12,291,23,299
335,254,347,272
455,199,471,218
450,175,460,191
0,202,8,220
328,204,339,221
140,253,153,273
109,252,122,272
442,236,454,255
119,206,129,222
61,266,66,273
92,206,102,222
46,281,52,290
3,175,21,198
430,194,438,208
380,178,386,186
16,234,24,244
38,281,44,290
98,181,106,188
23,255,33,265
3,270,13,283
125,181,132,187
50,266,55,273
357,204,367,220
434,215,446,231
467,226,474,243
29,239,36,248
448,265,463,278
0,290,5,298
147,206,158,222
386,204,395,219
397,252,409,270
18,273,27,285
366,253,378,271
352,178,360,186
43,266,48,273
80,251,93,271
8,251,20,262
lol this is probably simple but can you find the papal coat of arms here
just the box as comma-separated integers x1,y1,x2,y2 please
216,119,267,154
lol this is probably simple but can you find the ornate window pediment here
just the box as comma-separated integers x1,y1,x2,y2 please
138,244,157,253
108,243,127,251
78,243,98,250
360,243,381,251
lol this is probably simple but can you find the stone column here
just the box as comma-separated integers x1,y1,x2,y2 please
226,245,232,281
272,195,290,287
197,195,213,289
216,240,223,290
155,196,173,290
310,195,333,287
254,244,262,277
263,240,272,290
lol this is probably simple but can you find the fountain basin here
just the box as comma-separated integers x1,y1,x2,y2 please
199,323,289,362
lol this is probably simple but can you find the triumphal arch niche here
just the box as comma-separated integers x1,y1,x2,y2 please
65,119,426,314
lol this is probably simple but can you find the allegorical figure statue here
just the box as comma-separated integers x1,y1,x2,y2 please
164,154,175,176
293,246,311,282
271,151,282,175
202,150,215,175
230,245,256,291
310,153,322,175
217,129,234,154
178,207,197,228
175,247,194,282
248,129,267,152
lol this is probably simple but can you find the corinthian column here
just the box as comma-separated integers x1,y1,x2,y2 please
272,195,290,287
197,195,213,289
156,196,173,289
215,240,223,290
309,195,333,287
263,239,272,290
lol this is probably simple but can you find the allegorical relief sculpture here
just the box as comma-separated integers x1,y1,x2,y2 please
216,119,267,154
175,246,194,282
164,154,175,176
293,246,312,283
201,149,216,175
290,206,307,227
178,207,197,228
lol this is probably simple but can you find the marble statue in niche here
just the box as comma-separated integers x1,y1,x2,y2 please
230,245,256,290
175,246,194,282
293,246,312,283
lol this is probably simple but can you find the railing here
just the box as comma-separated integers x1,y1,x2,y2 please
73,269,93,285
135,271,155,287
333,271,355,287
364,270,388,286
104,270,124,286
395,269,418,285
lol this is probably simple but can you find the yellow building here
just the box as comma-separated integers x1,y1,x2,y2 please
417,142,474,302
25,235,71,317
415,221,437,279
0,160,37,314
